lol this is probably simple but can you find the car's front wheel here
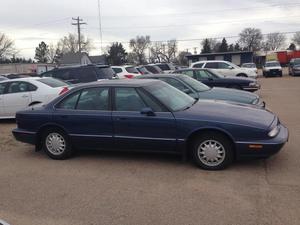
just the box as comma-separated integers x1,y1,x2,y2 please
192,132,234,170
42,129,72,160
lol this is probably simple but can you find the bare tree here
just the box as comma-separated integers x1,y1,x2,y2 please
292,32,300,47
48,44,57,63
57,33,93,54
239,28,263,51
0,33,16,59
129,35,151,65
263,32,286,51
150,40,178,63
176,51,191,66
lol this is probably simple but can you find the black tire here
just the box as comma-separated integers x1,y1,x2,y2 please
191,132,234,170
42,128,73,160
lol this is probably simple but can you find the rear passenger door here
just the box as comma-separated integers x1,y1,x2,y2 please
54,87,113,149
112,87,177,152
3,81,34,117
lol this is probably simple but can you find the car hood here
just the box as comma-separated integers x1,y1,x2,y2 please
198,87,258,105
176,100,275,130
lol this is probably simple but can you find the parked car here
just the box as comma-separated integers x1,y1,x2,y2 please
111,66,141,79
143,65,163,74
2,73,31,79
41,64,113,84
0,77,70,119
190,60,258,78
155,63,176,73
0,75,8,81
138,74,265,107
173,68,260,92
241,63,258,74
136,66,153,75
95,64,117,78
289,58,300,76
12,79,288,170
263,61,283,77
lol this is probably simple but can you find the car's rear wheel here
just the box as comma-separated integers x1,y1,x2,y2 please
42,129,72,160
192,132,234,170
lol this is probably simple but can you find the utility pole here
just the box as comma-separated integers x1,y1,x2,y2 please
72,17,87,53
97,0,103,54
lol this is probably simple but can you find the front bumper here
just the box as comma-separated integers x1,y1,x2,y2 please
264,70,282,76
12,128,36,145
235,124,288,159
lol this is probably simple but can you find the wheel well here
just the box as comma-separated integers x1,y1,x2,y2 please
36,125,67,151
28,101,42,107
186,129,236,159
236,73,247,77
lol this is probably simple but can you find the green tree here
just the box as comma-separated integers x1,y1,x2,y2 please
218,38,228,52
201,39,211,53
107,42,127,65
228,44,234,52
34,41,49,63
234,43,242,51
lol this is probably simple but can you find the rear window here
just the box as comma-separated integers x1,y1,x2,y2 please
38,78,68,87
156,64,171,71
125,67,139,74
96,67,115,79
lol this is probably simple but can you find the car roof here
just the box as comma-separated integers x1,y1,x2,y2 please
192,60,230,64
0,77,41,83
265,61,280,63
72,79,161,89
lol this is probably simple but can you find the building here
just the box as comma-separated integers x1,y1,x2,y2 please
89,55,107,65
0,63,55,75
186,51,254,66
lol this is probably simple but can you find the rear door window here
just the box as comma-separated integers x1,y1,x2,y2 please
204,62,218,69
125,67,139,74
0,83,7,94
7,82,36,93
112,68,123,74
76,88,109,110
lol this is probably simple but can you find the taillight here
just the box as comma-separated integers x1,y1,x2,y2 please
59,87,69,95
124,74,134,79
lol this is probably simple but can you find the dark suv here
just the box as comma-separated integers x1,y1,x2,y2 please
41,65,114,84
289,58,300,76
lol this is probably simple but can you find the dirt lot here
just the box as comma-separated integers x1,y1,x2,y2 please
0,76,300,225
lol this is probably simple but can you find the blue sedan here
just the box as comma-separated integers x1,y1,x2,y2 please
12,79,288,170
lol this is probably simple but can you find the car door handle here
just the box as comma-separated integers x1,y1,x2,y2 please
22,94,29,98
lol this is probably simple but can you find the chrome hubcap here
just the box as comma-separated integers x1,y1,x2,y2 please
46,133,66,155
198,140,225,167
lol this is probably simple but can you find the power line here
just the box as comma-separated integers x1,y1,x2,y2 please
72,17,87,53
89,15,300,31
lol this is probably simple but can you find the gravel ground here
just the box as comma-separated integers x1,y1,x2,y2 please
0,76,299,225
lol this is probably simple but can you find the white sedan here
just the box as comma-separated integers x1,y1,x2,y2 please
0,77,70,119
111,66,141,79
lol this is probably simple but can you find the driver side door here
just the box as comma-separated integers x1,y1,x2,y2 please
112,87,177,152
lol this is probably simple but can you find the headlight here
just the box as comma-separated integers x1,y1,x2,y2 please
268,126,280,137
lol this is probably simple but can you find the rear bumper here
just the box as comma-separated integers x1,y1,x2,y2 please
12,128,36,145
235,124,288,160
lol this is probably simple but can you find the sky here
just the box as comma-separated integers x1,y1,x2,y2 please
0,0,300,58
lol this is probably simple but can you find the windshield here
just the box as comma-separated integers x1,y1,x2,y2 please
144,82,195,111
38,78,68,87
96,67,115,79
180,75,211,92
265,62,280,67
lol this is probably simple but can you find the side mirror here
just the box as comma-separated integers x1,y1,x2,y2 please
141,107,155,116
228,66,234,69
208,77,214,81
